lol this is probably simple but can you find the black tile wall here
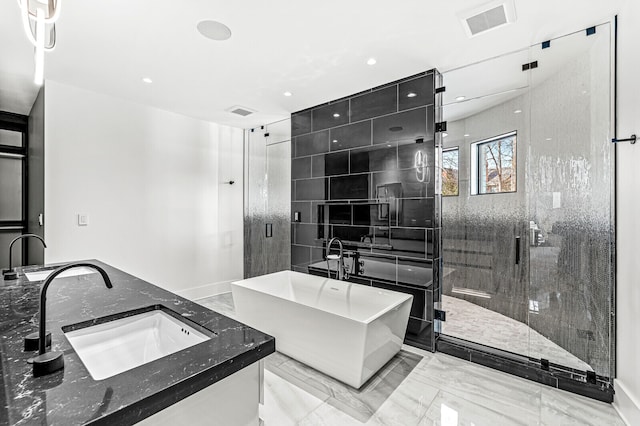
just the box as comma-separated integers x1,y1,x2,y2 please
350,86,398,122
312,100,350,131
312,151,349,177
292,110,312,136
399,74,434,111
295,178,327,201
295,130,330,157
291,70,442,351
350,143,398,174
373,107,427,145
330,121,372,151
330,174,370,200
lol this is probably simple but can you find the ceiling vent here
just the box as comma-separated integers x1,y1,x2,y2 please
458,1,516,37
227,106,256,117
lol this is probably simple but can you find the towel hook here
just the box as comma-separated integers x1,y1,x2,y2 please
612,134,636,144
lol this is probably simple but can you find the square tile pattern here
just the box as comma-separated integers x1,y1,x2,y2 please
198,294,625,426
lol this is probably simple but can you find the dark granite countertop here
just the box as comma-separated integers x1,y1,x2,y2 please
0,260,275,426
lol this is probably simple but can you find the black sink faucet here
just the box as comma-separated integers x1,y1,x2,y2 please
2,234,47,280
28,262,113,377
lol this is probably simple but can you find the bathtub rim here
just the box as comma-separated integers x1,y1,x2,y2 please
231,270,413,325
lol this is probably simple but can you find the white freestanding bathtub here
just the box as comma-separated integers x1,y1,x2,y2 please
231,270,413,388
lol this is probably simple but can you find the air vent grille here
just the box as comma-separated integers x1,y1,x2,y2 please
459,1,516,38
466,5,507,35
227,105,256,117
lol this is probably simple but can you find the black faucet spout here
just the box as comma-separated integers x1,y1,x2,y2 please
29,262,113,377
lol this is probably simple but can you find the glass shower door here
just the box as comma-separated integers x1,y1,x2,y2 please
439,48,532,357
526,23,613,377
243,120,292,278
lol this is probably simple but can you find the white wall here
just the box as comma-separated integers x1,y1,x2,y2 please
43,81,244,296
615,2,640,424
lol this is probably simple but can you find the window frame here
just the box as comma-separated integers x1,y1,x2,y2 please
442,147,460,197
470,131,517,196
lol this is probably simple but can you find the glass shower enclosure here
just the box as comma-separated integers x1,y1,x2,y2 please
437,22,614,392
244,119,292,278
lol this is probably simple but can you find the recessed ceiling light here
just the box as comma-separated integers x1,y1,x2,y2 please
546,137,552,141
456,96,466,101
443,133,448,137
283,91,292,97
407,92,417,98
142,77,152,84
197,20,232,41
514,109,522,114
367,58,377,65
387,144,392,147
464,133,470,137
333,113,340,118
332,139,338,143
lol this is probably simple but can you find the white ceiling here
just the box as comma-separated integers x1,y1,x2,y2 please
0,0,624,128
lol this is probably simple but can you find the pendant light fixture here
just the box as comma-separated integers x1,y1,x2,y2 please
16,0,61,85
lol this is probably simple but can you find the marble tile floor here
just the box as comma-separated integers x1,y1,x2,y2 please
441,295,592,372
197,293,624,425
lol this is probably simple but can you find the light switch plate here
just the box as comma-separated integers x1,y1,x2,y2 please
77,213,89,226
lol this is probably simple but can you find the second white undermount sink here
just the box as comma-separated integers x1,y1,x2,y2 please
64,308,213,380
24,267,97,282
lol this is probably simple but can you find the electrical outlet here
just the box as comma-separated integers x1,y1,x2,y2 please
77,213,89,226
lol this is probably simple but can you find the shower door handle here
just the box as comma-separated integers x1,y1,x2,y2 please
515,236,521,265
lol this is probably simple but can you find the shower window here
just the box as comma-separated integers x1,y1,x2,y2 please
442,148,459,196
471,132,517,195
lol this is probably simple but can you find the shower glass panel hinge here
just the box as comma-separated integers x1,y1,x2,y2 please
541,358,550,371
435,86,446,94
586,370,597,384
265,223,273,238
435,122,448,133
522,61,538,71
434,309,446,322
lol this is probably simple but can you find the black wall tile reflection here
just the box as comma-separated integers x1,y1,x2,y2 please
312,152,349,177
312,101,349,131
400,198,435,228
295,178,327,201
373,227,427,259
292,69,441,351
398,139,434,169
332,225,373,244
350,86,398,122
292,157,312,179
296,131,330,157
326,204,351,224
372,169,432,198
373,107,427,144
293,223,322,247
292,244,311,266
330,174,370,200
292,110,312,136
353,204,391,227
399,74,434,111
398,259,434,287
371,280,426,319
330,121,371,151
350,143,398,174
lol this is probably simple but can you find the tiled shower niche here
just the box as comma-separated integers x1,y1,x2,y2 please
290,71,443,350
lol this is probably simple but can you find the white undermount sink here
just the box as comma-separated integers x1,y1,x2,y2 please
64,308,212,380
24,267,97,282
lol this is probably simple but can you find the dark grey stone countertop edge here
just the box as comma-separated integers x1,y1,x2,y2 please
0,260,275,426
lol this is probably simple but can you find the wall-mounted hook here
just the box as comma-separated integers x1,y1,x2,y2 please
612,134,636,144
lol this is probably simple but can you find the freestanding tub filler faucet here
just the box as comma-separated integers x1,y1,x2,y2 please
27,262,113,377
326,237,348,280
